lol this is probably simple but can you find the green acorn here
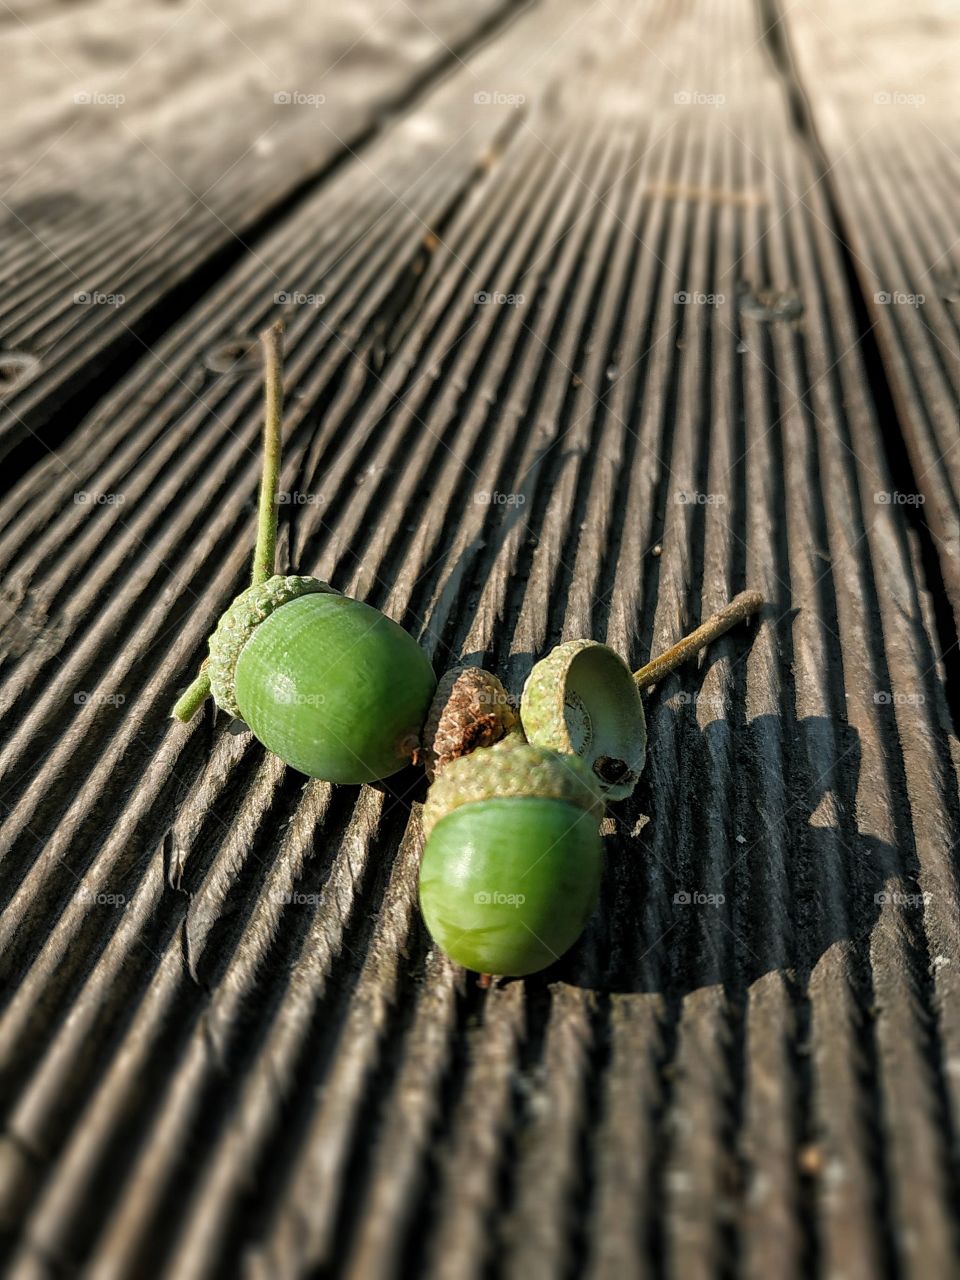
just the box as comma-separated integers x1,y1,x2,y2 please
419,740,605,977
171,322,437,783
202,574,435,783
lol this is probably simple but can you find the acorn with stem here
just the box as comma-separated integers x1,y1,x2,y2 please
418,591,765,978
172,318,766,977
171,321,437,784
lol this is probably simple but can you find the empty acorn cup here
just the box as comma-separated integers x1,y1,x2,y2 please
520,640,646,801
520,591,766,800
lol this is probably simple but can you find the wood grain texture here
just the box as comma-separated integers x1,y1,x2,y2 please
0,0,523,461
0,0,958,1276
782,0,960,630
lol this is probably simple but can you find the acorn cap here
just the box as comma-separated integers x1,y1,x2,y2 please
207,574,337,718
520,639,647,800
422,739,604,837
421,665,520,781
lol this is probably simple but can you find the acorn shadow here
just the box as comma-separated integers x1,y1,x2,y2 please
550,711,901,996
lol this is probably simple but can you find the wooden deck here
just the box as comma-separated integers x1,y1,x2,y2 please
1,1,958,1276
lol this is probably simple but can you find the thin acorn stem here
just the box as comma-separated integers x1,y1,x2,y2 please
633,589,765,690
251,320,285,587
171,320,286,723
172,668,212,722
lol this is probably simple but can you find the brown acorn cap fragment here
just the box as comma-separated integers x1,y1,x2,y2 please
421,665,520,781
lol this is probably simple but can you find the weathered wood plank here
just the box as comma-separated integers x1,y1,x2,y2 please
0,0,524,462
0,0,958,1276
782,0,960,629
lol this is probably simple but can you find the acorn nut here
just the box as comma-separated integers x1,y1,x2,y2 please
419,740,605,977
171,322,437,784
206,575,436,783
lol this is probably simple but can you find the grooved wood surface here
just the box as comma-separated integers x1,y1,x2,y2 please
783,0,960,629
1,1,959,1277
0,0,517,460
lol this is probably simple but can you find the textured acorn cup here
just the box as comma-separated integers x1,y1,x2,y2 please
421,665,520,781
419,741,605,977
520,640,647,801
207,574,437,784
